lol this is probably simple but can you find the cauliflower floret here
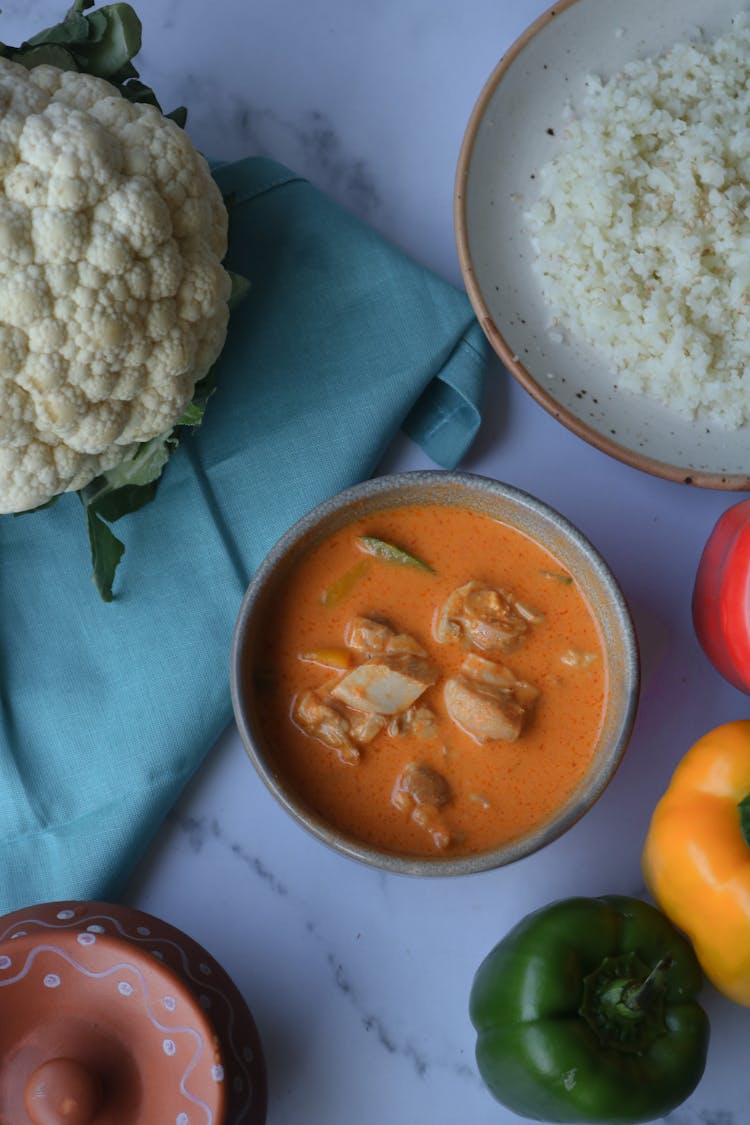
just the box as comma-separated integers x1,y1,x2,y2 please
0,58,232,514
31,208,89,264
0,199,33,263
0,265,51,328
0,324,27,373
0,376,33,446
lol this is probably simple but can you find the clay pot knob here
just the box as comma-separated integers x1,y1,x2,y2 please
24,1057,102,1125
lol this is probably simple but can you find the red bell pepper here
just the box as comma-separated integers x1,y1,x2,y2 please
692,498,750,694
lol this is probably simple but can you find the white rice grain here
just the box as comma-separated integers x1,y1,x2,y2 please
526,15,750,428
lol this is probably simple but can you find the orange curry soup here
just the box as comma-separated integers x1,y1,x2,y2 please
253,504,607,858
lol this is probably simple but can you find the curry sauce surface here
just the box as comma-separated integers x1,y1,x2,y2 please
255,505,606,857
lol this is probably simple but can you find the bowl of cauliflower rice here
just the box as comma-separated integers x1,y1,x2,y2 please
455,0,750,488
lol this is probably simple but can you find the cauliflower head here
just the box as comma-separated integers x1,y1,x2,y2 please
0,57,232,514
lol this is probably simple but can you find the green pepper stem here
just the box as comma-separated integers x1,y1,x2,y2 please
738,793,750,850
621,954,674,1012
580,951,673,1052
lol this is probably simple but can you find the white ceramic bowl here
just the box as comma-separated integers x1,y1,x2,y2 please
455,0,750,489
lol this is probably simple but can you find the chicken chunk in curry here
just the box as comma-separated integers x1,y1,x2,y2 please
436,581,543,655
329,617,438,715
330,653,437,715
392,761,452,849
387,705,438,740
294,617,437,759
294,689,386,764
345,616,427,657
444,653,539,744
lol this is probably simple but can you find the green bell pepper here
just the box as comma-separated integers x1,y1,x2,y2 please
470,895,709,1124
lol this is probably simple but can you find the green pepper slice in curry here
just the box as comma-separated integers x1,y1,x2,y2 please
470,895,709,1124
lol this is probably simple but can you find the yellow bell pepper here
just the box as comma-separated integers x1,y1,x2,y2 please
298,647,352,670
642,719,750,1006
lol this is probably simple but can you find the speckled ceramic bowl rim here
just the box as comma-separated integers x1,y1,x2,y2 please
230,471,640,876
454,0,750,491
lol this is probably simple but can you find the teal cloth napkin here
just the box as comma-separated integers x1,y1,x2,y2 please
0,156,489,914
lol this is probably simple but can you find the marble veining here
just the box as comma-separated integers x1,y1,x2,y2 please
229,104,383,221
325,949,430,1078
169,803,482,1091
170,78,385,224
667,1111,736,1125
169,811,289,899
154,0,180,31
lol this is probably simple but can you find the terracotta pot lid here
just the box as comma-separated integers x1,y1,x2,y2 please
0,901,267,1125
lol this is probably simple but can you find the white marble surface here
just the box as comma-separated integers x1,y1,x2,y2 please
3,1,750,1122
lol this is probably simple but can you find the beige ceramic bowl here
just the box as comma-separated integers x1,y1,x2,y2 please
455,0,750,489
231,472,639,876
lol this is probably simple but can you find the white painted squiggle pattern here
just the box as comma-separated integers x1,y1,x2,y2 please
0,912,256,1121
0,943,214,1124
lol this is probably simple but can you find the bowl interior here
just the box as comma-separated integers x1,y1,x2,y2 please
232,473,639,875
456,0,750,488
